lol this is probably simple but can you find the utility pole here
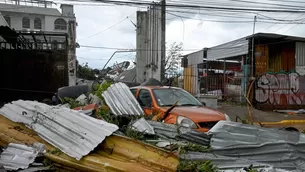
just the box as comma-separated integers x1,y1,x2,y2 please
251,15,257,77
160,0,166,82
248,15,257,125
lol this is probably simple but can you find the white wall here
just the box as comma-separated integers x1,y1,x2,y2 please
45,16,69,33
0,11,73,34
1,12,45,30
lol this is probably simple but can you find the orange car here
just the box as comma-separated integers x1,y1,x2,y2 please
130,86,230,132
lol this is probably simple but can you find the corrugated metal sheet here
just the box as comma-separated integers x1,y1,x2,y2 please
0,100,119,160
131,118,155,135
193,66,199,96
184,37,249,62
0,143,45,170
207,37,249,60
255,45,269,76
0,115,179,172
208,121,302,149
281,45,295,72
269,44,282,73
180,121,305,171
296,42,305,66
183,67,194,94
102,82,144,116
148,121,211,146
187,50,204,65
296,66,305,75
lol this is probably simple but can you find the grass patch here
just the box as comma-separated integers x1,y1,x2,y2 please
49,148,62,155
60,97,83,109
123,125,145,140
179,143,210,155
177,160,217,172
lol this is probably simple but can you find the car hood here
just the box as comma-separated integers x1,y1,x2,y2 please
160,106,225,122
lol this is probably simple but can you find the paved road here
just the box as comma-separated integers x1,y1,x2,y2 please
217,102,305,122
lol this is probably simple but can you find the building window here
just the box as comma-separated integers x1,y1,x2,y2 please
34,18,42,29
22,17,30,29
54,18,67,30
4,16,10,26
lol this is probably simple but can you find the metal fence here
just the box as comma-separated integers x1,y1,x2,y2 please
165,73,184,88
198,75,247,102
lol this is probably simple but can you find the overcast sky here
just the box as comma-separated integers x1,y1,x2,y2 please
69,3,305,69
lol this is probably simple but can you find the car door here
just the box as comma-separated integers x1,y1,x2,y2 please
137,89,153,115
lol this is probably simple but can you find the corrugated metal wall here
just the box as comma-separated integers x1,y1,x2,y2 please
183,67,194,94
269,44,282,73
184,50,202,96
268,43,295,73
282,46,295,72
296,42,305,66
187,50,203,65
255,45,269,76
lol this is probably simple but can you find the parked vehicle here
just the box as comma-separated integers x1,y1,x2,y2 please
130,86,230,132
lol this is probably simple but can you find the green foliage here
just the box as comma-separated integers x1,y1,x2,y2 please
179,143,210,155
123,125,145,140
42,158,54,168
49,148,62,155
177,161,217,172
94,81,113,100
77,62,98,80
61,97,83,108
97,106,119,125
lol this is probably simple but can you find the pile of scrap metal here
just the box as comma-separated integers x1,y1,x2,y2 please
1,82,305,172
0,100,178,171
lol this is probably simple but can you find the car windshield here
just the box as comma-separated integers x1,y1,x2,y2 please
153,88,202,107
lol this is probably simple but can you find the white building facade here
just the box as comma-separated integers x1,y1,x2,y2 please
0,1,77,85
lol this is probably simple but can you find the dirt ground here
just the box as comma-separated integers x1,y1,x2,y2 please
217,102,305,122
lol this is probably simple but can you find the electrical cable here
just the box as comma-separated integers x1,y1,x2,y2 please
62,0,305,13
78,13,134,41
273,13,305,32
166,11,305,24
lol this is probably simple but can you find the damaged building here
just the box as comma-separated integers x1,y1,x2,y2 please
183,33,305,110
0,0,77,102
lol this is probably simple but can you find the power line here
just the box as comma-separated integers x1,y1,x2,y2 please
78,14,134,41
273,13,305,32
166,11,305,24
79,39,299,52
65,0,305,13
77,52,135,61
282,24,300,33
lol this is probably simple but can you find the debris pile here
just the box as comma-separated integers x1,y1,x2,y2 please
0,100,118,160
0,143,45,171
0,82,305,172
